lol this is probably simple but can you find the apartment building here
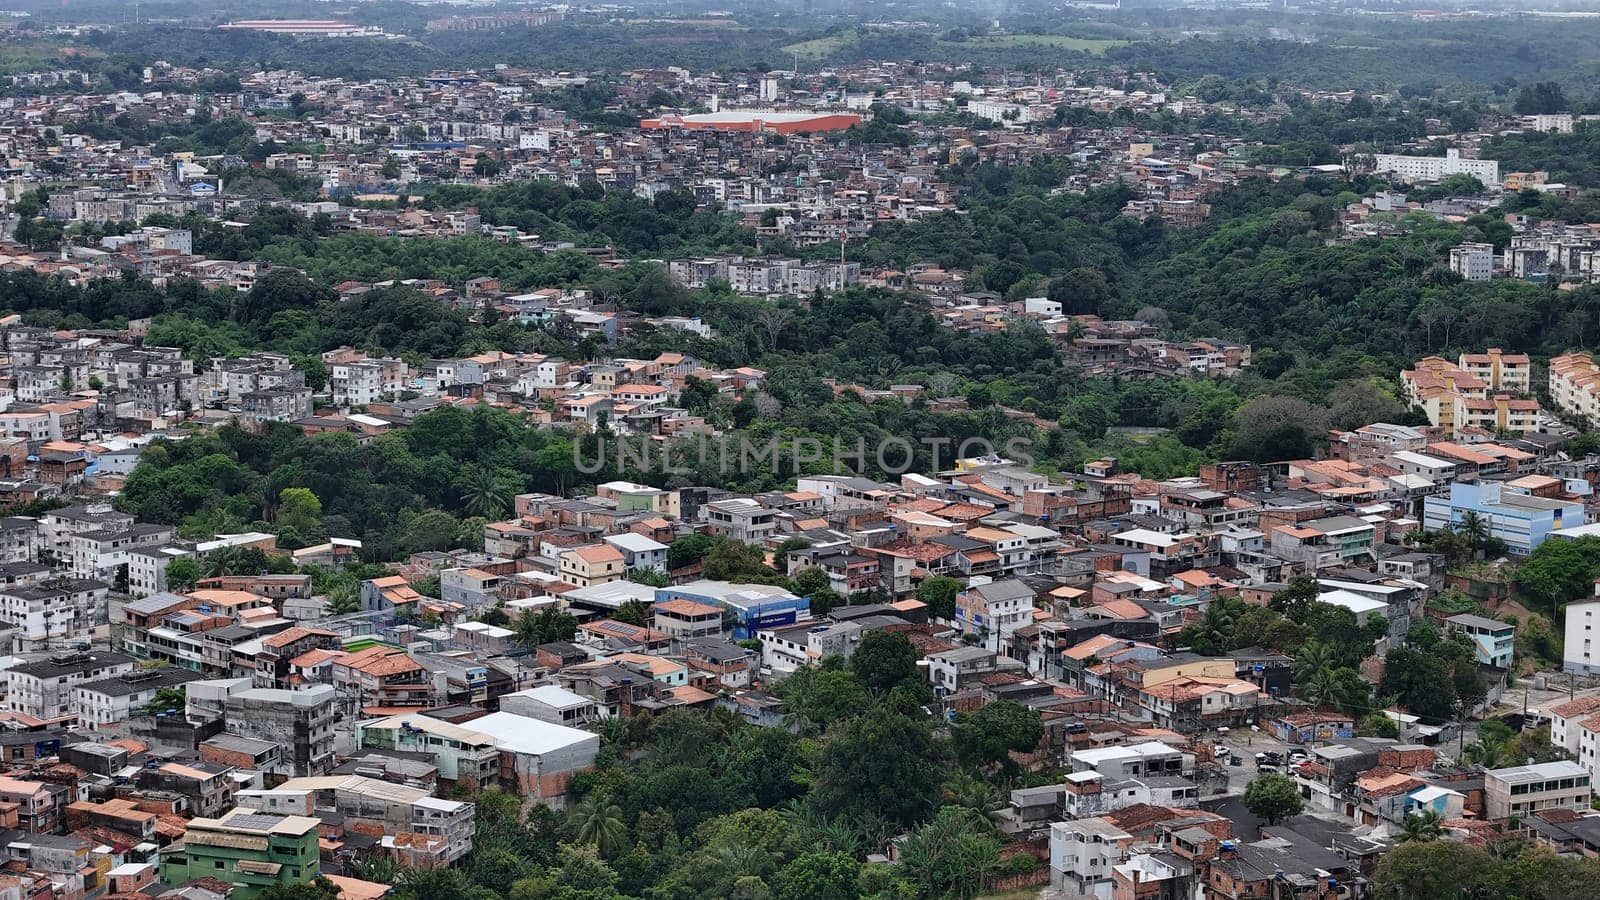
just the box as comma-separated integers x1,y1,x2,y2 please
330,357,409,407
1549,352,1600,422
223,684,337,777
0,578,111,649
1457,348,1531,393
277,774,475,866
1484,761,1591,820
1562,590,1600,676
954,579,1036,652
1449,242,1495,281
1268,516,1376,571
4,651,136,719
1402,352,1535,436
1373,148,1499,186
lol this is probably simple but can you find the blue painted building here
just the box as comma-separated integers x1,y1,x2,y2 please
1422,481,1584,555
655,580,809,640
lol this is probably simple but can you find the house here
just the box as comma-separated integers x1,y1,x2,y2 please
954,579,1036,652
559,545,626,588
602,532,668,572
652,598,725,640
1445,613,1515,669
160,807,321,898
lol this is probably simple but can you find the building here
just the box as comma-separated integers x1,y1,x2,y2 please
1457,348,1531,393
72,666,205,727
360,710,599,807
652,598,725,640
160,807,322,898
1484,761,1592,820
1268,516,1376,571
276,774,475,866
1549,353,1600,422
1564,591,1600,675
1402,353,1534,436
954,579,1036,652
1450,242,1496,281
1423,481,1583,555
1444,613,1516,669
4,651,136,720
1373,148,1499,186
655,581,808,640
558,545,626,588
1049,818,1135,897
223,684,337,777
218,19,383,36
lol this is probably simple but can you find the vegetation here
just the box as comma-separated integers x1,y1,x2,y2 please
1242,773,1304,825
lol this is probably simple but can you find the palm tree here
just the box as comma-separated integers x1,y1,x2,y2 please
1455,511,1489,560
1400,809,1443,842
1293,639,1338,683
1461,738,1507,769
571,799,626,857
461,467,512,519
711,843,774,879
350,853,398,883
942,772,1007,827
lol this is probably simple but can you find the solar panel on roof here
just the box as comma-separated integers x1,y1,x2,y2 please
225,813,283,831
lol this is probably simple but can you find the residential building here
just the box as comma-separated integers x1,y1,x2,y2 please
1445,613,1516,669
160,807,321,898
953,579,1035,652
1450,242,1495,281
1549,352,1600,422
223,684,337,777
1484,761,1592,820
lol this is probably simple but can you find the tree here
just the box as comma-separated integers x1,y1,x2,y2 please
1373,840,1498,900
790,566,830,598
772,851,861,900
460,467,514,520
850,631,922,696
1514,81,1568,115
612,598,651,626
515,606,577,648
786,668,870,731
259,879,341,900
898,807,1001,899
1517,536,1600,618
571,800,627,858
915,576,961,620
814,707,943,828
1400,809,1443,842
627,567,667,588
1379,646,1459,724
165,557,200,592
276,487,324,543
667,533,718,570
952,700,1043,771
1243,773,1304,825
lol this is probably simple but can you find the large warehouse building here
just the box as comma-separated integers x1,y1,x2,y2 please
640,110,862,134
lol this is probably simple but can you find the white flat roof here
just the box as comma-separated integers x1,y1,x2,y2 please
1317,590,1388,615
463,711,599,756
